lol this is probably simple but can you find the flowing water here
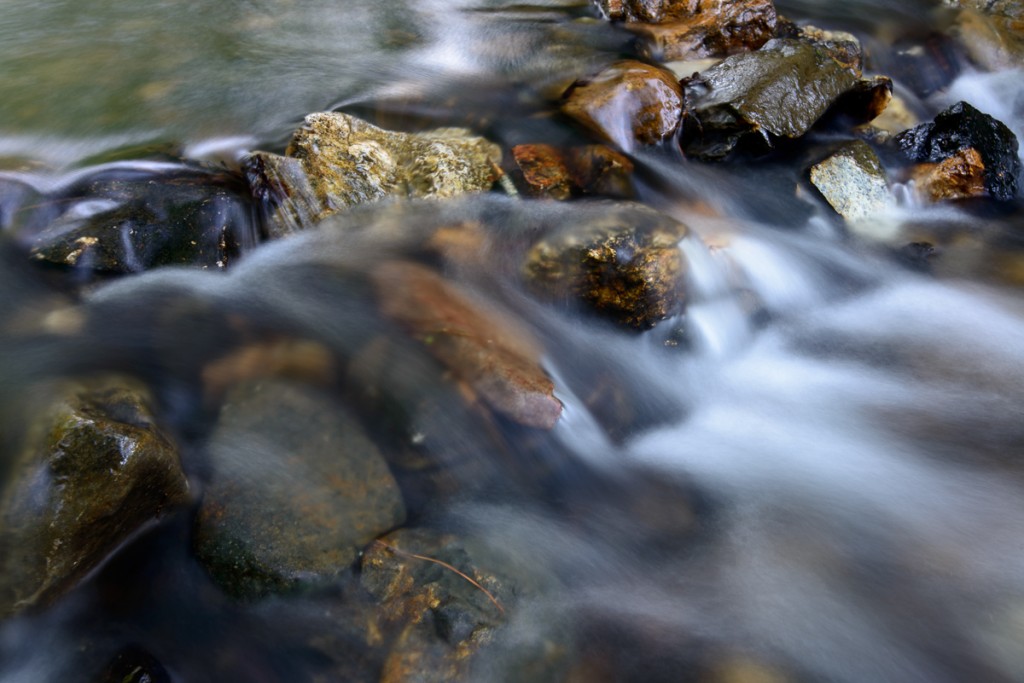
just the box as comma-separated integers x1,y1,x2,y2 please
2,1,1024,681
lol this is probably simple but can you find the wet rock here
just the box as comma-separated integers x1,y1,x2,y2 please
828,76,893,126
911,147,988,202
522,202,688,330
23,165,254,276
944,0,1024,18
809,140,892,220
0,377,189,616
510,144,635,199
370,261,562,430
511,144,573,199
895,101,1021,201
878,32,964,98
561,60,684,148
276,112,501,220
793,24,862,71
360,529,514,683
194,379,405,599
855,94,918,143
681,38,860,159
620,0,778,62
244,152,321,239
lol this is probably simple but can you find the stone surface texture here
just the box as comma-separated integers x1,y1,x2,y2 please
809,140,892,220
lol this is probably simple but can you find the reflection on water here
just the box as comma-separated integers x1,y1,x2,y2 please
2,0,1024,682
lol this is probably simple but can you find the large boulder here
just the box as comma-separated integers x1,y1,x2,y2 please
194,379,405,599
0,377,190,617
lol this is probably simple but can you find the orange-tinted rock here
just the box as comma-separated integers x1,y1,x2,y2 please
511,144,573,199
911,147,988,202
562,60,684,148
371,261,563,429
627,0,778,61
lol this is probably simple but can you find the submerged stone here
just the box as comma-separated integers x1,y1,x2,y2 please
681,38,860,159
809,140,891,220
522,202,688,330
371,261,563,430
24,165,254,276
511,143,635,199
280,112,501,220
361,529,516,683
895,101,1021,201
0,377,190,616
194,380,405,599
561,60,684,149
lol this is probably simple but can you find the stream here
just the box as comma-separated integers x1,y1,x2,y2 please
2,1,1024,682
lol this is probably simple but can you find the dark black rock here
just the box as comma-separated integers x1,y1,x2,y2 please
895,101,1021,201
95,644,171,683
19,164,257,277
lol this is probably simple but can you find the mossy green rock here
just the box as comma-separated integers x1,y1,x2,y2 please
0,377,189,617
194,379,405,599
682,38,861,159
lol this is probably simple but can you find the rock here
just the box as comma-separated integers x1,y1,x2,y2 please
681,39,861,159
94,644,171,683
193,379,405,599
23,165,255,276
510,144,635,199
944,0,1024,18
522,202,688,330
911,147,988,201
566,145,636,198
828,76,893,126
792,24,862,71
877,32,964,98
855,93,918,143
809,140,892,220
361,529,513,683
278,112,501,220
244,152,322,239
511,144,573,200
621,0,778,62
951,7,1024,71
0,377,189,616
370,261,563,430
895,101,1021,201
561,60,684,149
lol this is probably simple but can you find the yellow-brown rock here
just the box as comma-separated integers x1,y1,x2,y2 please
562,60,684,148
522,202,688,330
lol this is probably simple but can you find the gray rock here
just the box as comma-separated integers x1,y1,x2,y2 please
259,112,501,224
809,140,892,220
194,379,405,599
0,377,190,617
522,202,689,330
682,38,861,159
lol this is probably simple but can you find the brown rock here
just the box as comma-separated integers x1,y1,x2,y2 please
511,144,573,199
627,0,778,61
522,202,688,330
562,60,684,148
510,144,635,199
566,145,636,197
371,261,563,429
911,147,988,202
